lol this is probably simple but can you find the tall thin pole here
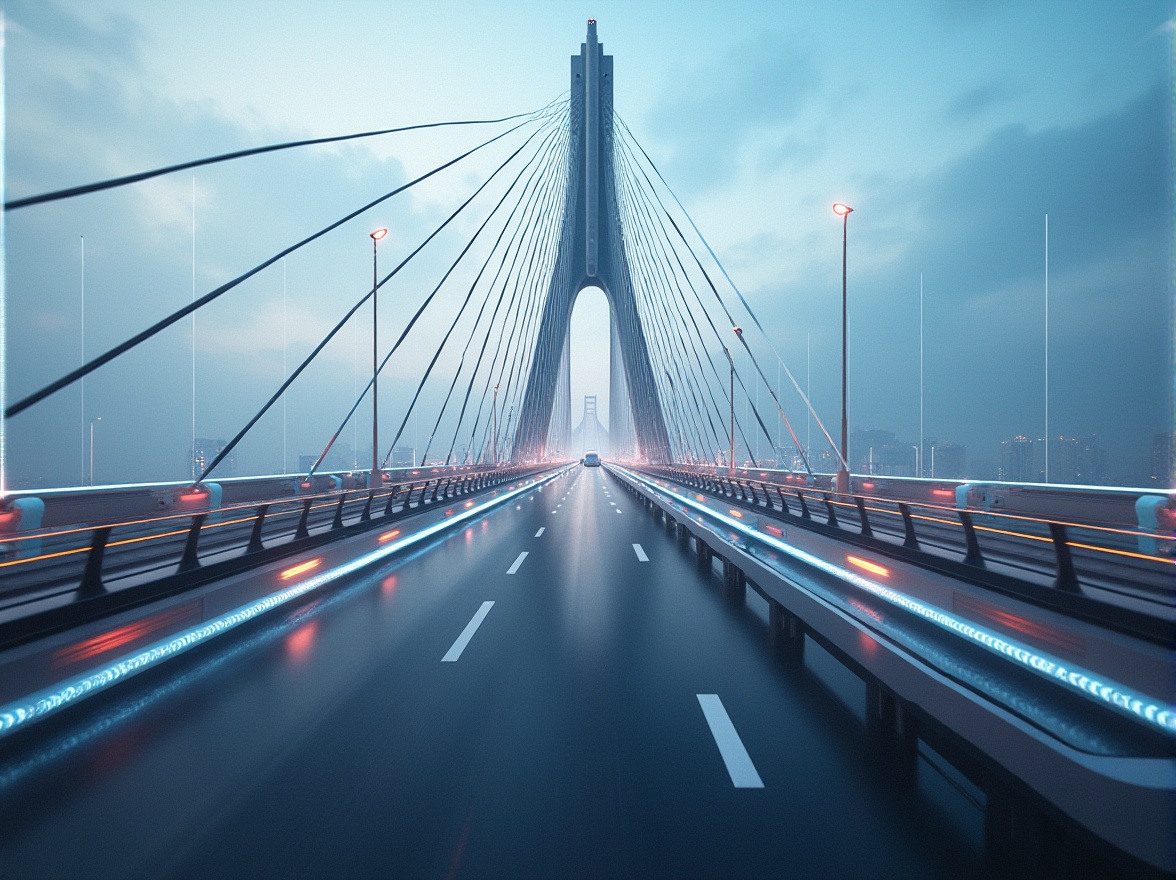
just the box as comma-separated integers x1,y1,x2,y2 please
776,359,781,461
191,177,196,481
919,272,924,479
725,346,735,474
1044,213,1050,483
282,258,287,474
806,332,811,467
0,18,6,499
80,235,85,486
89,417,100,486
837,209,850,493
492,384,499,465
371,235,380,484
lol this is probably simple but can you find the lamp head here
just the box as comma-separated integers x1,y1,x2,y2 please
833,203,853,217
370,228,388,241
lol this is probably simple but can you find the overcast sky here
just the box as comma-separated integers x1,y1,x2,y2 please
4,0,1172,488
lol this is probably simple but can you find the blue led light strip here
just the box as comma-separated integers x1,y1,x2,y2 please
619,468,1176,736
0,470,564,739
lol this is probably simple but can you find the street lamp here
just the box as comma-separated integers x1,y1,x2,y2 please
89,417,101,486
369,227,388,487
723,345,735,475
833,202,853,494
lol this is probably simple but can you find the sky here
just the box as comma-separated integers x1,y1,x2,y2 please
3,0,1172,488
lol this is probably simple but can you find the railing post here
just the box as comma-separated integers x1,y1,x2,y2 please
898,503,920,550
295,498,312,539
78,527,111,596
247,504,269,553
179,513,207,573
1049,522,1080,592
796,489,812,519
959,511,985,567
776,487,790,516
823,493,839,528
855,497,873,537
332,492,349,529
384,484,399,516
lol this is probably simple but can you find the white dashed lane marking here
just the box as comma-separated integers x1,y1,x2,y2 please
442,602,495,663
535,528,545,538
697,694,764,788
506,551,529,575
633,543,648,562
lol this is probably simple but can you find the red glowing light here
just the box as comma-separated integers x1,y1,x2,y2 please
53,601,200,667
280,558,322,580
464,500,475,508
860,481,876,489
847,555,890,578
932,489,954,498
286,621,318,658
764,524,784,537
378,529,401,543
729,509,743,519
445,509,455,516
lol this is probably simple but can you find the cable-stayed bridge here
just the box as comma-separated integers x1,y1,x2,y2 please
0,20,1172,879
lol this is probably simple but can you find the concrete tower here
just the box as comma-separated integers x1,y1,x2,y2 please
511,19,672,463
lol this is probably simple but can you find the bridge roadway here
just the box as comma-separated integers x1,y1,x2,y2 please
0,465,987,878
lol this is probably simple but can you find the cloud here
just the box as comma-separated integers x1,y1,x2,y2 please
943,80,1022,122
734,81,1169,481
644,33,823,189
6,0,144,71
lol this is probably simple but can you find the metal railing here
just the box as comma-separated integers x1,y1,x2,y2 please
633,465,1175,641
0,464,548,637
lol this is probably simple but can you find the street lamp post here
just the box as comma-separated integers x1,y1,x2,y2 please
833,202,853,494
723,345,735,475
370,228,388,487
89,417,101,486
492,383,499,466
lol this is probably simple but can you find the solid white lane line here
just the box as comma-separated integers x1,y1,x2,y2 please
535,528,545,538
506,551,529,575
696,694,763,788
442,601,495,662
633,543,649,562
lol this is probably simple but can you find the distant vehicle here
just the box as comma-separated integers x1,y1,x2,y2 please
584,452,601,467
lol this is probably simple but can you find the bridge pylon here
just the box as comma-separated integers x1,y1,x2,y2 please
511,19,672,463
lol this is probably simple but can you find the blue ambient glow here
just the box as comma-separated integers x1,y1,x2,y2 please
618,467,1176,736
0,470,565,738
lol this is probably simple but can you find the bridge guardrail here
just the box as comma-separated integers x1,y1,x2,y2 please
631,464,1174,644
0,464,554,646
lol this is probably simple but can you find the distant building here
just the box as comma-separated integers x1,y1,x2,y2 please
1152,432,1173,487
852,429,916,477
192,438,235,478
999,436,1034,482
392,446,416,468
930,443,966,480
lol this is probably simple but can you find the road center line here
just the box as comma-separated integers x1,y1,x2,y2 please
696,694,764,788
442,601,494,662
506,551,529,575
535,528,545,538
633,543,648,562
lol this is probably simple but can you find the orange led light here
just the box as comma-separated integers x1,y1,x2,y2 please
378,529,401,543
729,510,743,519
280,558,322,580
847,555,890,578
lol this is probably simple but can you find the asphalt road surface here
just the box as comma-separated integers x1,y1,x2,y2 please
0,465,989,878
